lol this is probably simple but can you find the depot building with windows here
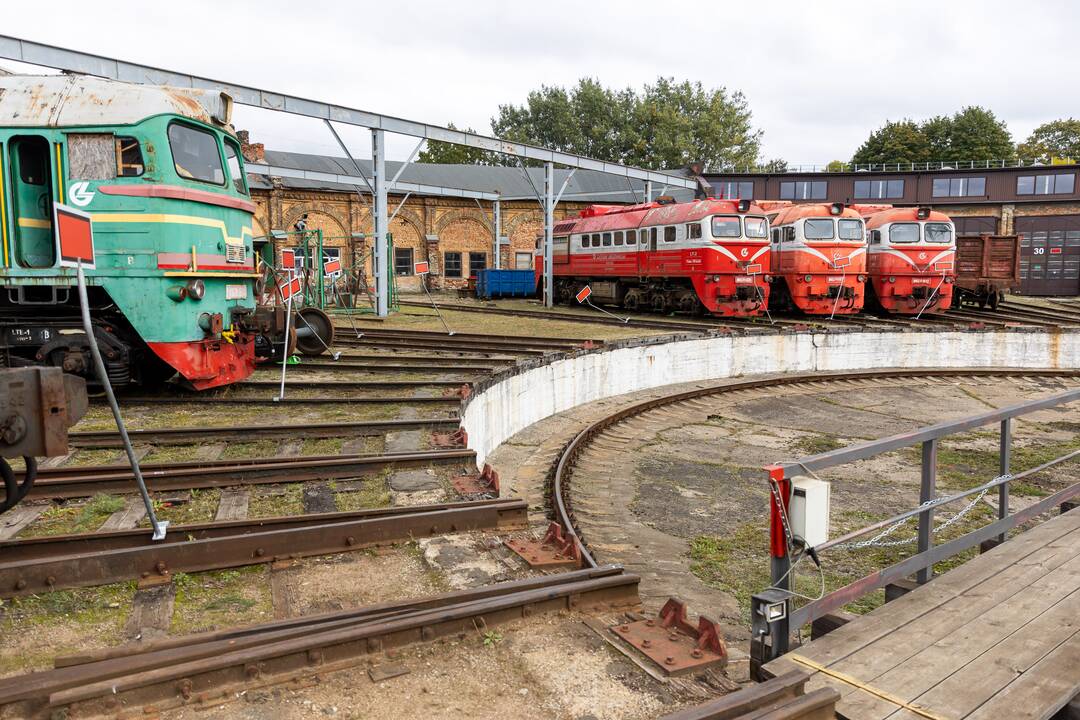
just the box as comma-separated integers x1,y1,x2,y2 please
704,165,1080,296
238,130,1080,297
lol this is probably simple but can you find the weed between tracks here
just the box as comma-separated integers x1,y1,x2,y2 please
19,494,125,537
170,566,271,634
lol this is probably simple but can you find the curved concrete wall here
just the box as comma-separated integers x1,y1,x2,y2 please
462,328,1080,465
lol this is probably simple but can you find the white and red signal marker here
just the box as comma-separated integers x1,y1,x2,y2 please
575,285,592,304
280,248,296,270
54,203,96,269
323,259,341,275
279,276,302,301
414,260,430,275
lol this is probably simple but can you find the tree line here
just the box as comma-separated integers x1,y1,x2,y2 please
418,77,1079,170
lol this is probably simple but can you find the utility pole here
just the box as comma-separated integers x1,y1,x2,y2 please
543,161,554,307
372,129,389,316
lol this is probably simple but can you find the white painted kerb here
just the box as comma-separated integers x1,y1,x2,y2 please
463,329,1080,465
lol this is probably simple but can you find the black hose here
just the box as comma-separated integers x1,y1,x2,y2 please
0,456,37,515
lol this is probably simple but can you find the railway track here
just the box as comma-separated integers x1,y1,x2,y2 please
547,368,1080,569
12,449,474,499
69,418,460,448
0,498,527,596
0,565,638,717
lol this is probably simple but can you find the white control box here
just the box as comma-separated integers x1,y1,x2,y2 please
789,476,831,548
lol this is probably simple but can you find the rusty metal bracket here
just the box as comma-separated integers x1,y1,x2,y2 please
504,521,581,569
432,427,468,449
611,598,727,676
452,462,499,497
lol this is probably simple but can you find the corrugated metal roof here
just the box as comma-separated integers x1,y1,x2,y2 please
250,149,695,203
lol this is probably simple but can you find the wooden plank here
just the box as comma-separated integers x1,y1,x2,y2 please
840,551,1080,720
214,489,249,521
193,442,226,461
122,581,177,642
833,536,1080,685
895,589,1080,720
38,451,73,468
773,511,1080,670
98,497,147,531
277,438,305,457
0,503,47,540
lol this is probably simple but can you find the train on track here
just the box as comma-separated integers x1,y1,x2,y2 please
0,75,327,390
534,196,989,318
537,198,772,317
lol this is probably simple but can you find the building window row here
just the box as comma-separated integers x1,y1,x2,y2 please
932,177,986,198
393,249,487,277
715,180,754,199
1017,173,1075,196
779,180,827,200
854,179,904,199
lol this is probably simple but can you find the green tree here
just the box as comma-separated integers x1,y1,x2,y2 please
490,76,761,170
825,159,847,172
944,106,1014,162
761,158,789,172
417,123,497,165
851,120,930,166
1018,118,1080,161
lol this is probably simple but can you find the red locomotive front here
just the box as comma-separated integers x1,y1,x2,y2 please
766,202,867,315
856,206,956,315
534,198,770,317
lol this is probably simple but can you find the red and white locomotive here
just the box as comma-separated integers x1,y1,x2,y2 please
534,198,771,317
764,202,868,315
854,205,956,314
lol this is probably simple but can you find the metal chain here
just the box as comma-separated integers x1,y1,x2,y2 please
841,476,1007,550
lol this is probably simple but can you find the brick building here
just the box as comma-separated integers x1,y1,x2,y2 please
240,137,684,294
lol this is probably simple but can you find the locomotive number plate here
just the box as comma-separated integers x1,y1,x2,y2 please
911,278,932,284
734,276,753,285
225,284,249,300
826,276,843,283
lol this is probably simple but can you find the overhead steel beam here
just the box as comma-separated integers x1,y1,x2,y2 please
0,34,697,189
246,164,499,201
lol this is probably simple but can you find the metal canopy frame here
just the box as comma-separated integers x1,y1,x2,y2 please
0,34,697,312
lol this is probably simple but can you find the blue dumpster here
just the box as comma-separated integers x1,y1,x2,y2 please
476,269,537,299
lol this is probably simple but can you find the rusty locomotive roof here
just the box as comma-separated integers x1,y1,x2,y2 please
0,74,233,130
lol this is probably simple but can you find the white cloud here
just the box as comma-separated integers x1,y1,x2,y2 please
3,0,1075,164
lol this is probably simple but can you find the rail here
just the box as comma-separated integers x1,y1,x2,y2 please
755,385,1080,659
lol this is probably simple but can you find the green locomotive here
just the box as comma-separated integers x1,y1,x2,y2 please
0,73,285,389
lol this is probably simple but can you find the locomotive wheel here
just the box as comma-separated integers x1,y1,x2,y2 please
294,307,336,355
652,292,670,314
624,290,641,311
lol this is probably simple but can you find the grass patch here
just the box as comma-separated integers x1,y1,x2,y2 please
793,434,845,457
170,566,270,634
145,444,207,463
247,484,304,518
221,439,279,460
21,494,125,537
65,449,120,467
336,478,392,511
302,437,345,456
140,489,220,527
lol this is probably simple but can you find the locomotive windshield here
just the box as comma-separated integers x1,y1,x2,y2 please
745,217,768,238
804,219,834,240
889,223,919,243
711,216,741,237
924,223,954,244
838,219,864,241
168,122,225,184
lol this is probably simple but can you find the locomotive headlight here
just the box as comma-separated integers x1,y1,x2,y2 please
804,274,813,283
857,274,866,282
945,276,955,284
889,276,896,283
186,279,206,301
166,286,188,303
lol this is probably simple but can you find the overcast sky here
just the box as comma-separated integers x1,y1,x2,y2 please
3,0,1076,168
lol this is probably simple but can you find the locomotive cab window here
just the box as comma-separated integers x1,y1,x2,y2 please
711,216,741,238
117,137,144,177
745,217,768,239
838,219,864,241
614,231,624,246
223,140,248,195
168,122,225,185
924,223,953,244
602,232,612,247
889,223,919,243
687,224,702,240
803,219,834,240
664,226,676,243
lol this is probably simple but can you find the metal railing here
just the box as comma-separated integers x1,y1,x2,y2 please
754,385,1080,659
713,158,1077,175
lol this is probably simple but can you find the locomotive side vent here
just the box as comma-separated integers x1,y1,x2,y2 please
226,243,246,263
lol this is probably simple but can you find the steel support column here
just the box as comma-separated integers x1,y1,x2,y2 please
494,199,502,269
916,439,938,584
644,180,653,203
372,129,389,317
998,418,1011,542
543,161,555,307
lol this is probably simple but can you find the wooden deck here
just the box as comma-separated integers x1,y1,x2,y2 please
765,507,1080,720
